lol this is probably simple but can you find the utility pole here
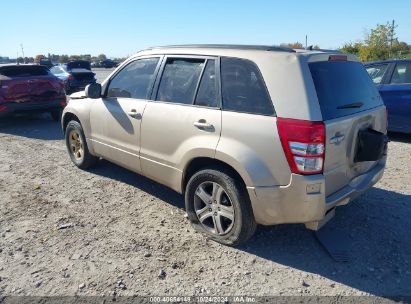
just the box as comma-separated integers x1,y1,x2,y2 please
389,20,395,58
305,35,308,49
20,44,25,63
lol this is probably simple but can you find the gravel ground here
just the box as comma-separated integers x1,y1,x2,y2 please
0,70,410,299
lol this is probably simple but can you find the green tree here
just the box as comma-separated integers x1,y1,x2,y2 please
59,55,69,63
69,55,81,61
340,21,410,61
97,54,107,61
35,54,45,63
280,42,304,49
340,42,362,56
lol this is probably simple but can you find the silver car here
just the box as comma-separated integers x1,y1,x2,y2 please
62,45,387,246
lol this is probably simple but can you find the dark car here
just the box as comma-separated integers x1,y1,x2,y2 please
50,60,96,94
99,59,118,68
0,64,66,120
39,58,54,68
365,59,411,134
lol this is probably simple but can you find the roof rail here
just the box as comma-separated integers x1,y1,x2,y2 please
305,46,342,53
148,44,296,53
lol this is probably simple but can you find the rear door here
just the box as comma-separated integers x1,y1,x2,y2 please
89,57,161,173
378,61,411,133
309,59,386,196
140,56,221,190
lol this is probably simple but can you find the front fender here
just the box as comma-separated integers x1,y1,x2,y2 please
62,98,93,138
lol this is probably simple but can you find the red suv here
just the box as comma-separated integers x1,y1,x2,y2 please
0,64,66,120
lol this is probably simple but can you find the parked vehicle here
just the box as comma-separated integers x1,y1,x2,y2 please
365,59,411,134
39,58,54,68
0,64,66,120
62,45,388,245
51,60,96,94
99,59,118,68
91,61,101,68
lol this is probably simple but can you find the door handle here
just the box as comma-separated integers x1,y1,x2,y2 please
128,109,142,119
194,120,214,130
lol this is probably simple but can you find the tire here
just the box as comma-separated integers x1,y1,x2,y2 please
50,108,62,122
185,167,256,246
65,120,98,169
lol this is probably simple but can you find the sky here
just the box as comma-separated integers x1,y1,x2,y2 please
1,0,411,58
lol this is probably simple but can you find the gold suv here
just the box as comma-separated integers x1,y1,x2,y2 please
62,45,387,245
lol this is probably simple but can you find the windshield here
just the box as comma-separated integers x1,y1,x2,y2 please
309,61,383,120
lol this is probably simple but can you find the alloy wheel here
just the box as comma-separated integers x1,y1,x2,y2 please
193,181,235,235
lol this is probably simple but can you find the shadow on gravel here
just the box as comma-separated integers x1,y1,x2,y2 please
87,158,411,297
0,114,63,140
89,159,185,209
388,132,411,144
240,187,411,298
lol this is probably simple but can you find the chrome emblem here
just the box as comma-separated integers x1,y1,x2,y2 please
330,132,345,145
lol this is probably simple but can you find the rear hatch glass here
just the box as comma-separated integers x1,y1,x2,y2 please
0,65,50,77
309,61,383,120
309,60,386,197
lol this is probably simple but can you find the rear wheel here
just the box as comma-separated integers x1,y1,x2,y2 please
65,120,98,169
185,168,256,246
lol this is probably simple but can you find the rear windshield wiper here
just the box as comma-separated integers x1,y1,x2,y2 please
337,102,364,109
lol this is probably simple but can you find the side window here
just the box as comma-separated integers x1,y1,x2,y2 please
157,58,205,104
195,60,218,107
221,57,273,115
107,57,159,99
365,64,389,84
390,62,411,84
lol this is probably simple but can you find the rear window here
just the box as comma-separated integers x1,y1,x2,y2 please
66,61,91,70
0,65,50,77
309,61,383,120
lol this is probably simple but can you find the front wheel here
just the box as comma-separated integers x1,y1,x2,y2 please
65,120,98,169
185,168,256,246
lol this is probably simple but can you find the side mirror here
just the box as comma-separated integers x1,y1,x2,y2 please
85,83,102,99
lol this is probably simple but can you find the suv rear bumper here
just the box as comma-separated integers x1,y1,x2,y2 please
247,158,386,226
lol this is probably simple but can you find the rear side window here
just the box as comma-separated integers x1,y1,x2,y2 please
0,66,49,77
107,57,159,99
221,57,273,115
365,64,389,84
157,58,205,104
390,62,411,84
309,61,383,120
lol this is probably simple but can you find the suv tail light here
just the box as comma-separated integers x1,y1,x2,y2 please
328,55,347,61
277,118,325,175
